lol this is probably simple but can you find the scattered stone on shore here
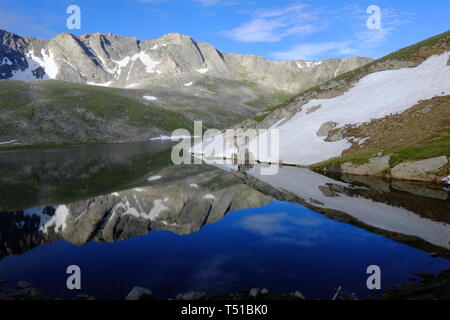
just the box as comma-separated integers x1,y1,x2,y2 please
16,281,32,289
341,155,390,176
12,287,42,298
249,288,260,297
75,294,96,300
293,291,306,300
176,291,206,301
429,252,439,258
125,286,153,301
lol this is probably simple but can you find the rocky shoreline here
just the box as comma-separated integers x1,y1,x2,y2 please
2,270,449,300
314,155,450,186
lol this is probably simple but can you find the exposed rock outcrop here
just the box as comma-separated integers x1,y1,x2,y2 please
0,29,371,94
391,156,448,182
341,156,391,176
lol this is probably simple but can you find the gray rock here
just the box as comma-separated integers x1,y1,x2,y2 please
293,291,306,300
249,288,260,297
305,105,321,114
391,156,448,182
260,288,269,295
326,128,347,142
316,122,337,137
125,286,153,301
16,281,32,289
12,287,42,298
176,291,206,300
419,105,432,114
341,156,391,176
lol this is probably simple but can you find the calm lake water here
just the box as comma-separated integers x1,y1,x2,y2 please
0,142,449,299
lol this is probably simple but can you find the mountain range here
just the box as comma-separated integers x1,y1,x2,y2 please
0,29,370,145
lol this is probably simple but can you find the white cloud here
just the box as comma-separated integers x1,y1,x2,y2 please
223,4,321,43
270,5,414,60
138,0,235,6
193,0,220,6
0,7,55,38
271,41,355,60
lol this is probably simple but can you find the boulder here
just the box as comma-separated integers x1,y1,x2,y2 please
341,156,390,176
12,287,42,298
391,156,448,182
293,291,306,300
249,288,260,297
260,288,269,295
316,122,337,137
125,286,153,301
16,281,32,289
176,291,206,300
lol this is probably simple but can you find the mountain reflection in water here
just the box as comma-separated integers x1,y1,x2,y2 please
0,144,449,299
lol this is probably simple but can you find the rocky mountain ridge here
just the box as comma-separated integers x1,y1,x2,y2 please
0,29,371,93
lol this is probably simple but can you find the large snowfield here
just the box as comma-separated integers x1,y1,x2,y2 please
194,52,450,165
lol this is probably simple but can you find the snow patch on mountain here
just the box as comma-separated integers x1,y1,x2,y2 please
196,68,209,74
126,83,140,88
0,140,16,145
143,95,157,101
143,199,169,220
42,205,69,234
195,52,450,166
1,57,12,65
265,52,450,165
148,175,162,181
184,81,193,87
87,81,113,87
11,49,58,81
131,51,160,74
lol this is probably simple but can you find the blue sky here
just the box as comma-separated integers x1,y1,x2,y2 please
0,0,449,60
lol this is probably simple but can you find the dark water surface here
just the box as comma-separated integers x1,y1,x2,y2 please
0,142,449,299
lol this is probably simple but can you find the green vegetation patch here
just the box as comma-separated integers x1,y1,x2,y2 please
311,136,450,169
201,174,239,191
43,81,193,132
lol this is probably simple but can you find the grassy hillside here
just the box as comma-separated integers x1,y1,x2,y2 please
0,80,196,145
0,75,294,147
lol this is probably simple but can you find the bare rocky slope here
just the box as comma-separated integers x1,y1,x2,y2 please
0,30,370,145
0,30,370,93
